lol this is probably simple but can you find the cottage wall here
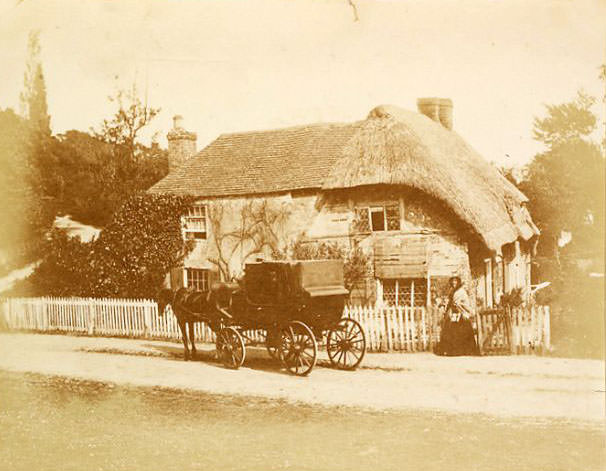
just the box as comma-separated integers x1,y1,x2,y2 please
182,193,317,279
179,185,482,306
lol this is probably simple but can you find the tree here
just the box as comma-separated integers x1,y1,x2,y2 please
520,91,605,264
0,108,45,273
37,84,168,227
0,31,57,273
519,90,605,358
44,129,168,227
19,30,51,137
12,194,195,298
532,91,597,147
0,32,56,271
95,83,160,162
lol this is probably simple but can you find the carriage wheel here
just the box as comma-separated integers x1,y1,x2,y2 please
327,318,366,370
216,327,246,369
279,321,317,376
266,329,281,361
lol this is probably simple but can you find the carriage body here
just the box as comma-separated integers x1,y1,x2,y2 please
229,260,348,332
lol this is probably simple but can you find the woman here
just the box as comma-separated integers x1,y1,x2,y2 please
435,276,479,356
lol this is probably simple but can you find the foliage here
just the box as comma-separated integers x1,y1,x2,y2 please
0,32,56,273
19,30,51,137
532,92,597,147
12,194,195,299
94,84,161,162
0,108,55,273
2,36,169,277
517,89,605,358
544,262,604,359
287,239,371,292
519,92,605,265
42,130,168,226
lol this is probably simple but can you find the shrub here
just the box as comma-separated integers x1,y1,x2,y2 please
11,193,195,299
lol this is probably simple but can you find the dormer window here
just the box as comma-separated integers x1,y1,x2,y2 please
184,204,207,240
353,204,400,233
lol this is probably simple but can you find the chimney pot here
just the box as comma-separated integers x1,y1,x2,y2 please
417,97,453,130
173,114,184,130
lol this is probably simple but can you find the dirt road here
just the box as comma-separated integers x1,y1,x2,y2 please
2,370,604,471
0,332,603,422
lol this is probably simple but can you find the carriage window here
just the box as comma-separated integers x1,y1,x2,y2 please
184,204,207,240
186,268,209,291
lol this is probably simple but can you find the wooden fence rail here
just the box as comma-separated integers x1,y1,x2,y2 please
0,297,550,354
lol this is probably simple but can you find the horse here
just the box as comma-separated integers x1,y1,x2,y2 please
156,283,238,361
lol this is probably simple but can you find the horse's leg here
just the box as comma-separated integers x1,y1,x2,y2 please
178,319,190,361
188,321,197,359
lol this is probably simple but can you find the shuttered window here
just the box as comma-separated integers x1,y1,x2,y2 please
352,204,400,233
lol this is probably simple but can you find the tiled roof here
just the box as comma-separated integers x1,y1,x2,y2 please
149,123,359,197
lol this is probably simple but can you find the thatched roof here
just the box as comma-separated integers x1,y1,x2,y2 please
149,104,539,252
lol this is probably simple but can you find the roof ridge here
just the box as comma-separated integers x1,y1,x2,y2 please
215,121,351,139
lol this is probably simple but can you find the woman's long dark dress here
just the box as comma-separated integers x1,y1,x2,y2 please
435,288,479,356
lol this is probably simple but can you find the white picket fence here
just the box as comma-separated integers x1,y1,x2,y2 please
0,297,550,353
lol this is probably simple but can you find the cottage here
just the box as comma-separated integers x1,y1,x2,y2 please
149,99,539,310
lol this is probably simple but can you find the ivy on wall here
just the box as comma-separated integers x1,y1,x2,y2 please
284,239,371,294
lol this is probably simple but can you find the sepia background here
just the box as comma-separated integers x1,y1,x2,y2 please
1,0,605,166
0,1,604,470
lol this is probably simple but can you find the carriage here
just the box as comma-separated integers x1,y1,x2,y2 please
195,259,366,376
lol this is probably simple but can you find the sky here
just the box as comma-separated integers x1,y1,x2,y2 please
0,0,605,168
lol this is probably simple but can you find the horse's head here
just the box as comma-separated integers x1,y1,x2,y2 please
156,288,175,317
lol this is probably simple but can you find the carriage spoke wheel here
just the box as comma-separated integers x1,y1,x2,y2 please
216,327,246,369
279,321,317,376
327,318,366,370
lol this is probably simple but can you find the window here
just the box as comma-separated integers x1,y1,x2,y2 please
184,204,207,240
353,204,400,233
186,268,209,291
385,205,400,231
382,278,426,307
370,207,385,231
353,208,371,232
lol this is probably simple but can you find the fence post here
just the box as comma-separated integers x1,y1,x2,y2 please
143,300,152,338
543,306,550,351
475,310,483,354
383,306,392,351
426,305,433,351
420,307,427,350
86,298,95,335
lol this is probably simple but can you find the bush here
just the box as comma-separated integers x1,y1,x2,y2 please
11,193,195,299
287,239,371,292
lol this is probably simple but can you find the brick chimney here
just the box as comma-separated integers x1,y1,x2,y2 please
416,97,453,130
167,115,197,171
